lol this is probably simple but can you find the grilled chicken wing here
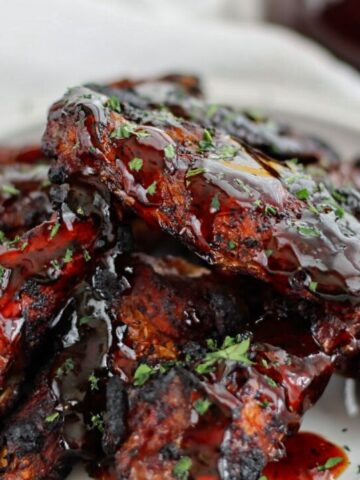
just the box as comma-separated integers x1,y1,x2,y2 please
43,86,359,304
0,253,332,480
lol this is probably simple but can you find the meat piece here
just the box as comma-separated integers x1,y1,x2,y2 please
90,78,338,168
0,183,115,415
0,163,52,237
43,86,360,304
0,145,46,166
0,253,332,480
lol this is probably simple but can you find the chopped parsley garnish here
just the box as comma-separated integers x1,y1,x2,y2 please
261,358,269,368
2,184,20,196
133,363,153,386
265,249,273,258
259,476,268,480
196,337,252,374
186,167,206,178
49,223,61,240
21,241,28,251
317,457,344,472
111,123,135,139
297,225,320,238
56,358,75,377
309,281,318,293
265,376,278,388
89,373,99,391
146,181,157,195
79,315,92,325
63,248,73,264
332,190,346,203
89,413,104,433
76,207,85,216
173,456,192,480
210,194,220,212
206,104,219,118
135,129,150,138
219,144,238,159
106,96,122,113
194,398,211,415
0,265,5,283
45,411,60,423
83,249,91,262
259,400,270,409
227,240,236,250
234,178,252,195
198,129,214,152
335,206,345,219
253,199,262,208
296,188,310,200
264,204,277,216
128,157,143,172
164,143,176,159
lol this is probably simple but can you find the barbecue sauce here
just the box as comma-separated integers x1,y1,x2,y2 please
263,432,349,480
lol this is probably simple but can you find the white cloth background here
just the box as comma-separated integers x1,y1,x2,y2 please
0,0,360,138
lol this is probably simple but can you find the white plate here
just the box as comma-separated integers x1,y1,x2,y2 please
3,86,360,480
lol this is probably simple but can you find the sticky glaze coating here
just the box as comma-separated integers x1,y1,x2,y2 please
0,253,332,480
91,76,339,168
0,183,116,416
43,86,360,304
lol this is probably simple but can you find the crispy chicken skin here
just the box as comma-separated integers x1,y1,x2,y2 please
43,86,360,304
0,253,332,480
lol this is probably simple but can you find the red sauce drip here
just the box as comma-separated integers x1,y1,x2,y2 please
263,432,349,480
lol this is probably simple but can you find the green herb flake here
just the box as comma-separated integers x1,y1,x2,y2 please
196,337,252,375
146,181,157,195
296,188,310,200
265,249,273,258
297,225,321,238
194,398,212,415
106,96,121,113
111,123,135,139
63,358,75,374
219,144,238,159
45,411,60,423
309,281,318,293
173,456,192,480
198,129,214,152
63,248,73,264
206,104,219,118
135,129,150,139
227,240,236,251
343,445,351,452
264,204,277,216
164,143,176,159
79,315,92,325
129,157,143,172
133,363,154,386
332,190,346,203
2,184,20,196
210,194,221,213
186,167,206,178
49,223,61,240
77,207,85,216
259,400,270,409
83,249,91,262
265,376,278,388
317,457,344,472
89,373,99,391
21,241,28,251
259,476,268,480
335,206,345,219
89,413,104,433
253,199,263,208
